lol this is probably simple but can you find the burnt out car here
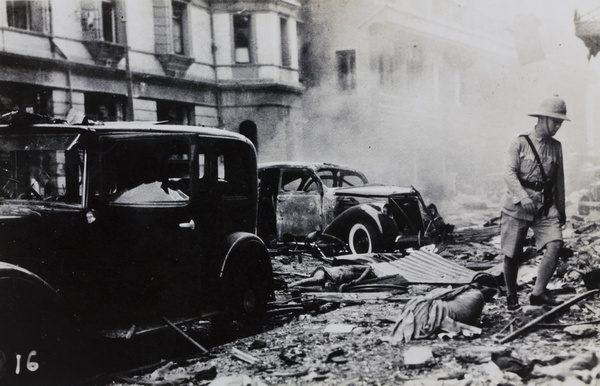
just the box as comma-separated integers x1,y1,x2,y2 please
257,162,452,254
0,112,273,384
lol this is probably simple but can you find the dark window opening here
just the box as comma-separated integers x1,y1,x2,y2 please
84,93,126,122
234,14,252,63
337,50,356,91
0,82,52,116
157,101,195,126
102,0,116,42
172,1,186,55
101,138,191,205
280,18,291,67
7,0,48,33
239,120,258,151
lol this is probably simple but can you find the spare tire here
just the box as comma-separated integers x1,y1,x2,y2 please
348,221,382,254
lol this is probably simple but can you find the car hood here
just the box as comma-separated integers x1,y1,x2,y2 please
333,185,416,198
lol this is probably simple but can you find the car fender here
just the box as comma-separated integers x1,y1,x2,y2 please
220,232,274,298
323,204,398,248
0,262,101,384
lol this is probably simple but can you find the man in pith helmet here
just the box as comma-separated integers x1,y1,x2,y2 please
500,95,569,311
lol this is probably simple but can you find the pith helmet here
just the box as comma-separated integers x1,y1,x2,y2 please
529,96,570,121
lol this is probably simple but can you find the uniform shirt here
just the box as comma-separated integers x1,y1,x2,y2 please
500,130,565,221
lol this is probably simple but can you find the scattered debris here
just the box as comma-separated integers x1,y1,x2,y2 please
162,316,209,354
499,289,600,343
231,348,262,365
208,374,267,386
325,348,347,363
564,324,598,338
324,323,355,334
455,345,511,364
403,346,435,368
371,249,479,284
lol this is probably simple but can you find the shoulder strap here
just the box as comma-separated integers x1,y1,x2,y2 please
519,135,547,181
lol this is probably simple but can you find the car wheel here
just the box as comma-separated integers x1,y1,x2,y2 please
222,261,270,334
348,221,382,254
579,195,591,216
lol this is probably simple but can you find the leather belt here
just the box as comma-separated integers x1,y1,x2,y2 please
519,179,549,192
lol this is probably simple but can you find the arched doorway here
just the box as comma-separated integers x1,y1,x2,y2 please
239,120,258,151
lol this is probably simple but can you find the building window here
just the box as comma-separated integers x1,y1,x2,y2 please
0,83,52,116
85,93,126,122
157,101,195,126
6,0,49,33
101,0,116,42
336,50,356,91
233,14,252,63
172,1,186,55
280,18,291,67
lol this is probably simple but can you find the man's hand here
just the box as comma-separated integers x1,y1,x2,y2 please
559,212,566,227
519,196,536,215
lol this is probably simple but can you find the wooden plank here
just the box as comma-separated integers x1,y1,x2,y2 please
499,290,600,343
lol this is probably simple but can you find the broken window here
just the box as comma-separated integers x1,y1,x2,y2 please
6,0,50,33
234,14,252,63
84,92,126,122
0,134,83,203
102,138,191,205
317,169,368,188
281,170,319,193
157,100,195,126
0,83,52,115
336,50,356,91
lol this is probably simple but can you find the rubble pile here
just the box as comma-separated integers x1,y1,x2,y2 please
97,200,600,386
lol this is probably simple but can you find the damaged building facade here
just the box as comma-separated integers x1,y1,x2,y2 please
2,0,598,196
0,0,303,160
298,0,596,199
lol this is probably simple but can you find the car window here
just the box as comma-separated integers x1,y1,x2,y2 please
317,170,335,188
339,172,367,187
316,168,368,188
102,138,191,205
215,142,254,198
0,134,83,203
281,169,319,193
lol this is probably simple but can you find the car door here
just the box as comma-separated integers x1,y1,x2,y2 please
276,168,323,238
86,135,204,318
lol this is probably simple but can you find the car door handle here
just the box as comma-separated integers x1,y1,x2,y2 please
179,219,195,230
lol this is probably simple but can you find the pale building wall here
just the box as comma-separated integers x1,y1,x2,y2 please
133,99,158,121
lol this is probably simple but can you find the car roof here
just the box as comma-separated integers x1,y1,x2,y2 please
258,161,363,173
0,121,253,144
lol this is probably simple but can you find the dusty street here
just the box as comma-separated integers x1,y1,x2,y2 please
91,194,600,386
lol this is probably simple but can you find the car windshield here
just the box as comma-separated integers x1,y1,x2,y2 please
0,133,83,203
317,168,368,188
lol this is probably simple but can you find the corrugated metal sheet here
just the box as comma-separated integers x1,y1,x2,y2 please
370,250,477,284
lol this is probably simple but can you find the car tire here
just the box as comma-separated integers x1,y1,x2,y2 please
579,195,591,216
221,260,270,334
348,221,382,254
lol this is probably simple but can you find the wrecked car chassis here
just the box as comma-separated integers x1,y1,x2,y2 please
257,162,452,255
